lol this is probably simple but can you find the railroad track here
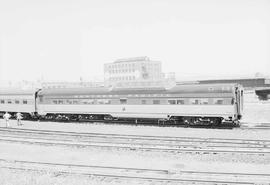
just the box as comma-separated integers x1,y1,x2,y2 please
240,122,270,130
0,158,269,184
0,127,269,155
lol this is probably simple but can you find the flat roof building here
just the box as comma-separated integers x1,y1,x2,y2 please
198,78,270,89
104,56,165,87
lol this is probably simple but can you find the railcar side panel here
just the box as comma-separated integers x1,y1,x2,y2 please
37,104,235,120
0,95,36,114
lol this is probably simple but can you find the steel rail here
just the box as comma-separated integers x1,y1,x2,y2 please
0,137,269,155
1,159,270,177
0,166,255,184
0,159,265,184
0,127,269,145
0,133,269,151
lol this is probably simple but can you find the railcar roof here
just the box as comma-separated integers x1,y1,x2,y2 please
168,83,238,93
38,83,239,96
0,88,36,95
39,87,111,95
39,87,167,95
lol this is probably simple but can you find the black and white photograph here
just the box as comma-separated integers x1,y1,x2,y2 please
0,0,270,184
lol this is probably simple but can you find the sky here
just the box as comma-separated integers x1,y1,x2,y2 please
0,0,269,84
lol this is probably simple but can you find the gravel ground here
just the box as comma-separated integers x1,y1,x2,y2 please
0,141,269,185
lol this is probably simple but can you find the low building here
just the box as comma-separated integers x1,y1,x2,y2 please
41,81,104,89
197,78,270,89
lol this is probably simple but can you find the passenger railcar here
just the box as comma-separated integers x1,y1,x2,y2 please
0,88,37,118
36,83,243,126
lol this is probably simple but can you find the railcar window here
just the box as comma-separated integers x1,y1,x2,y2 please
231,98,234,105
82,99,95,104
8,100,12,104
240,91,243,108
120,98,127,104
153,100,160,104
73,100,79,104
200,99,209,105
104,99,111,104
66,100,73,104
15,100,20,104
39,96,43,103
190,99,199,105
213,99,224,105
168,100,176,104
141,100,146,104
177,100,185,105
58,100,64,104
0,100,4,104
190,99,209,105
97,99,111,104
89,99,95,104
81,99,91,104
97,99,104,104
23,100,27,104
53,100,58,104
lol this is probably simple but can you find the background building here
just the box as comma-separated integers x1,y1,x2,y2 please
104,56,166,87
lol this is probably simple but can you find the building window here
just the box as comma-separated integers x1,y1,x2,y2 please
265,79,270,84
153,100,160,104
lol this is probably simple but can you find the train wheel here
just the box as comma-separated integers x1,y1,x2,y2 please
211,118,221,127
233,121,240,127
